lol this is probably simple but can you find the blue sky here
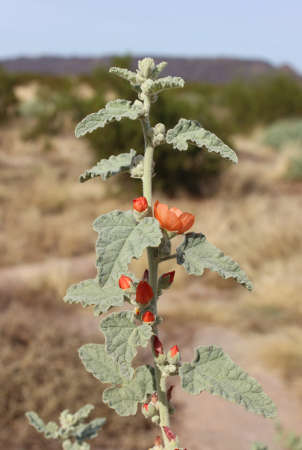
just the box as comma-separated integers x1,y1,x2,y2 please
1,0,302,72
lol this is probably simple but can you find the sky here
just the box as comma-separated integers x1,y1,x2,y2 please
1,0,302,73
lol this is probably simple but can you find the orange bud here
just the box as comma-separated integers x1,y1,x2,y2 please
163,426,176,442
142,269,149,281
154,436,162,446
136,281,154,305
142,402,149,411
142,311,155,323
169,345,179,358
152,335,164,357
119,274,132,290
162,270,175,285
133,196,148,212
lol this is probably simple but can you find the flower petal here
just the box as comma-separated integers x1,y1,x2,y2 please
178,212,195,233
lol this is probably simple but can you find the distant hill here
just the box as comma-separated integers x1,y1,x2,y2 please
0,55,299,84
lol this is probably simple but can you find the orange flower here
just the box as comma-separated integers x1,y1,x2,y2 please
154,201,194,234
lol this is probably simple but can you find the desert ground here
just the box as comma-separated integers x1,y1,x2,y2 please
1,103,302,449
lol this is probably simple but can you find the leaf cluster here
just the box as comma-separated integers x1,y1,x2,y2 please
26,405,106,450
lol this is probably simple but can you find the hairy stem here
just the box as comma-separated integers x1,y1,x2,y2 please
141,95,171,447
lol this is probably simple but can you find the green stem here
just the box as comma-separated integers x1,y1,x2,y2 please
159,253,177,263
141,96,171,448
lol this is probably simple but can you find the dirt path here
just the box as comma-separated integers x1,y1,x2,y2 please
2,257,302,449
170,325,302,450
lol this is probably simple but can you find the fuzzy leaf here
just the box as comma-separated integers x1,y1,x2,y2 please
180,345,276,418
64,279,125,316
93,210,162,287
100,311,153,379
26,412,59,438
80,149,136,183
103,365,155,416
63,441,89,450
75,99,144,138
151,61,168,78
75,418,106,442
166,118,238,163
142,76,184,94
109,67,138,86
26,412,46,433
70,405,94,422
177,232,252,290
79,344,123,385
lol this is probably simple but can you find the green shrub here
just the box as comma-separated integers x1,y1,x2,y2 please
0,67,18,122
263,119,302,150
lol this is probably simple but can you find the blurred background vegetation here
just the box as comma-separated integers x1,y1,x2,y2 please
1,55,302,449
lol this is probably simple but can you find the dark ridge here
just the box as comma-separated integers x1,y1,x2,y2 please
0,55,299,84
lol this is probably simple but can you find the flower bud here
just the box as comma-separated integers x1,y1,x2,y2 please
136,281,153,305
151,392,158,404
133,196,148,213
151,414,160,424
163,426,176,442
154,436,162,447
154,123,166,136
167,345,180,364
118,275,132,290
142,269,149,281
158,271,175,290
142,311,155,323
152,335,164,357
141,402,156,418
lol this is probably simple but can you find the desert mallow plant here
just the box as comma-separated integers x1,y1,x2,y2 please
27,58,276,449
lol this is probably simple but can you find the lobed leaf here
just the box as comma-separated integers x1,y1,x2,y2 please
142,76,185,94
63,441,90,450
64,278,125,316
100,311,153,379
79,149,136,183
176,232,253,290
109,67,138,86
79,344,123,385
180,345,277,418
75,418,106,442
103,365,155,416
93,210,162,287
166,118,238,163
26,412,59,439
75,99,144,138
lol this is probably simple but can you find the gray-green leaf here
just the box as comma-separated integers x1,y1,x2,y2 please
100,311,153,379
79,149,136,183
103,365,155,416
79,344,123,385
109,67,138,86
26,412,59,439
142,76,184,95
176,232,252,290
64,279,125,316
75,99,144,138
166,118,238,163
93,210,162,287
180,345,276,418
